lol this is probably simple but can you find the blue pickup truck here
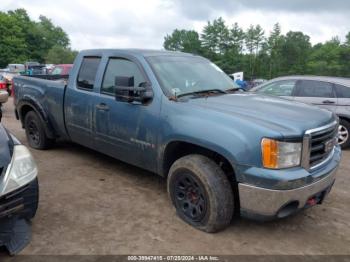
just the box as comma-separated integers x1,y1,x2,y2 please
13,49,341,232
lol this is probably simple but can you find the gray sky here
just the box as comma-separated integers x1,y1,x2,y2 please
2,0,349,50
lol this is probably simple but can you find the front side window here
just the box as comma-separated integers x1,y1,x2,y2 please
256,80,296,96
102,58,146,95
147,56,238,96
296,80,334,98
77,57,101,90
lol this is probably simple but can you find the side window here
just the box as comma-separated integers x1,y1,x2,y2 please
335,84,350,98
77,57,101,90
101,58,146,95
256,80,296,96
296,80,334,98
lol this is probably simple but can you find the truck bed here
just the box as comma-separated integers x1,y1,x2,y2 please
13,75,68,138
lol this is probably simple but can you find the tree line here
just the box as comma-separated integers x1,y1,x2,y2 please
164,18,350,80
0,9,77,68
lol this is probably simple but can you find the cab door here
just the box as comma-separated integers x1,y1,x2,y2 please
93,56,160,172
293,80,338,113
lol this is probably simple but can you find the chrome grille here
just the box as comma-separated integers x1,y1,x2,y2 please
302,121,338,170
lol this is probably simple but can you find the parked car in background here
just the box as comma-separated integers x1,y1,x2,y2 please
7,64,25,73
250,78,267,88
25,65,46,75
251,76,350,148
24,61,40,69
13,49,341,233
0,126,39,255
0,90,9,121
0,90,8,103
45,64,55,74
23,62,47,75
0,76,7,91
0,72,19,94
50,64,73,75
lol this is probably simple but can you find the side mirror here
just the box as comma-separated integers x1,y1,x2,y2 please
115,76,134,103
115,76,153,104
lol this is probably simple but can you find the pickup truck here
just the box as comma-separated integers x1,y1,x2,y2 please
13,49,341,232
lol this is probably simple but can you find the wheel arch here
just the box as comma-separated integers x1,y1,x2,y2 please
161,141,236,177
17,98,55,139
337,114,350,123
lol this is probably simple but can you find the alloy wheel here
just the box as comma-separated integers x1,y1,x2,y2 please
338,124,349,145
174,173,207,222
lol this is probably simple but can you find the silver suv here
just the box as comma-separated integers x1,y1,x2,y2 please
251,76,350,148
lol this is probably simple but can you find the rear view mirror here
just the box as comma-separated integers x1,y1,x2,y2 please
115,76,153,104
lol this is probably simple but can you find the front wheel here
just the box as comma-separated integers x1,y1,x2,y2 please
167,154,234,233
338,119,350,149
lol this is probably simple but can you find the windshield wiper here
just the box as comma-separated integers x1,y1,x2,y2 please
176,89,227,99
225,87,241,93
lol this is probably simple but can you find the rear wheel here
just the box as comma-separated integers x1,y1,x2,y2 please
338,119,350,149
24,111,54,149
167,154,234,233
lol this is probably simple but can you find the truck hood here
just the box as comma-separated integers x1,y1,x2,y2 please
186,93,335,137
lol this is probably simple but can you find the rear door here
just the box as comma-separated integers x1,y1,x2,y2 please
293,80,337,113
65,56,102,148
335,84,350,115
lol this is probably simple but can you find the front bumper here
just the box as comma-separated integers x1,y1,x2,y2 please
238,146,341,220
0,178,38,255
239,167,336,220
0,178,38,220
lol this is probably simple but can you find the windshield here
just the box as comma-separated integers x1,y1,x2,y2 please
147,56,239,97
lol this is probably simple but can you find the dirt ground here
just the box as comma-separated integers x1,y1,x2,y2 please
1,98,349,255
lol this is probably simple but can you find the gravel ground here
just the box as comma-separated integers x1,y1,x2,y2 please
1,98,349,255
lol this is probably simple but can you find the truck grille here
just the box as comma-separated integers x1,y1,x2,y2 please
308,122,338,168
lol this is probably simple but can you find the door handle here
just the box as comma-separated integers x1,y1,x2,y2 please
96,103,109,111
322,100,335,104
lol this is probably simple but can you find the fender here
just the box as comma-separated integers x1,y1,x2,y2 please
158,136,239,176
16,96,55,139
337,114,350,122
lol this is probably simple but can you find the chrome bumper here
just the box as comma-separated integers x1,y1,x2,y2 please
238,167,337,218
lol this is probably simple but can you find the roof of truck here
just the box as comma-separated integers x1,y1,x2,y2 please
79,49,196,57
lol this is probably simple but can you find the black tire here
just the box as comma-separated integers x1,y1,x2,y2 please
167,154,234,233
339,119,350,149
24,111,54,149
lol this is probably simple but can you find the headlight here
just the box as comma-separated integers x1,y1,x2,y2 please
261,138,302,169
0,145,38,196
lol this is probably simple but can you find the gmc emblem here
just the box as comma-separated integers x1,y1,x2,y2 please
324,138,336,153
